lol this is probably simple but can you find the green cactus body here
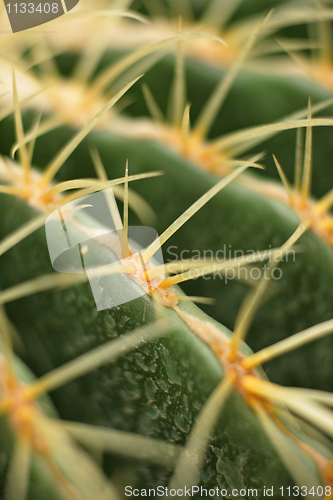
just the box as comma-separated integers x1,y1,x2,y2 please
0,317,184,500
4,126,331,392
0,152,332,497
0,2,333,498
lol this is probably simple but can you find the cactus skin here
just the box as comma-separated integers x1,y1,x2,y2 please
0,171,328,498
0,304,185,500
4,126,331,392
0,1,333,498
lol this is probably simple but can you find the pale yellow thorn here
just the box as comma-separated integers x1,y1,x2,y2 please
0,172,161,259
258,5,333,36
201,0,243,31
82,263,137,280
241,375,283,399
26,43,63,73
113,185,156,226
159,249,275,288
254,38,320,57
276,37,311,78
243,318,333,370
315,188,333,215
0,170,155,260
4,437,31,500
278,395,333,440
229,221,309,356
0,212,50,257
194,11,272,141
29,40,60,79
181,103,191,142
317,0,333,64
27,112,42,165
0,85,55,124
1,157,20,183
212,117,333,153
56,171,163,205
168,0,193,21
149,259,232,280
92,32,226,95
175,295,215,305
223,159,264,170
25,320,170,400
0,264,134,307
228,97,333,158
251,399,322,493
142,155,263,265
47,9,148,27
243,376,333,439
167,373,235,492
147,249,276,280
0,304,14,379
45,172,161,198
272,155,294,207
301,99,313,207
61,421,180,468
0,185,26,196
40,75,143,188
90,146,108,182
12,70,30,183
0,91,10,102
288,388,333,407
73,28,110,84
294,128,303,195
169,17,186,129
124,159,129,242
11,116,63,158
90,148,129,258
142,84,165,124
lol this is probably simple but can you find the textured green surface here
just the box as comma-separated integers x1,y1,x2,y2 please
9,126,332,392
0,1,332,498
0,191,319,497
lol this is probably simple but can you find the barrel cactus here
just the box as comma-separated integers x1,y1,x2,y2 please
0,1,333,499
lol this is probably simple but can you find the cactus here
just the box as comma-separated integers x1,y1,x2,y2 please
0,1,333,499
1,132,333,497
